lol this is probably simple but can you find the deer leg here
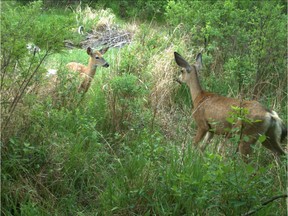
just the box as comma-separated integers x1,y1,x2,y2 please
238,139,256,162
193,128,207,148
262,139,285,157
239,142,250,156
200,132,214,152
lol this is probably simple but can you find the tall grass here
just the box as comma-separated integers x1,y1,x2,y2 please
1,2,287,216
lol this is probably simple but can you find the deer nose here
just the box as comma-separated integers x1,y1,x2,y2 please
103,63,109,68
174,77,183,85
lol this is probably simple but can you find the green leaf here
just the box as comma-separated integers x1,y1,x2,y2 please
243,136,250,142
226,117,234,124
258,134,266,143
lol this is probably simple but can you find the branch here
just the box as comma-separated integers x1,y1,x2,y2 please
2,50,50,133
242,194,287,216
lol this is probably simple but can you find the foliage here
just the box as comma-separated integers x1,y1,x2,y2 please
1,1,287,216
96,0,167,20
166,0,287,109
105,73,147,133
1,1,74,142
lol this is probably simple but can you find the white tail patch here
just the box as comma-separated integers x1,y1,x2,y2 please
263,112,272,132
268,111,282,143
26,43,41,54
78,26,84,35
46,69,58,77
270,110,282,122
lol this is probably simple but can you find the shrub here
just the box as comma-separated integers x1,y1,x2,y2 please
97,0,167,20
106,73,147,133
165,0,287,110
1,1,73,143
1,2,286,215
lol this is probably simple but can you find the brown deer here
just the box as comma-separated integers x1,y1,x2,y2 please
174,52,286,159
66,47,109,93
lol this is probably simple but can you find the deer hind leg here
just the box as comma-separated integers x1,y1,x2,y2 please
238,140,253,162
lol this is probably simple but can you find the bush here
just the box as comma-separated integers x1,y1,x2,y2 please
1,1,74,143
97,0,167,20
106,73,147,133
165,0,287,110
1,2,286,215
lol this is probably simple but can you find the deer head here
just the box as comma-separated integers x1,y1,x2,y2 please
87,47,109,69
174,52,202,84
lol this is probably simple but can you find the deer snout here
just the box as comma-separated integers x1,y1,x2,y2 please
174,77,183,85
103,62,109,68
177,74,185,83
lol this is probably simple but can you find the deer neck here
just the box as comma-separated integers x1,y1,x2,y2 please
85,58,97,78
79,59,97,93
187,71,203,104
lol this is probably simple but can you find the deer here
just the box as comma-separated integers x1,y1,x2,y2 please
26,43,41,55
174,52,286,160
66,47,109,93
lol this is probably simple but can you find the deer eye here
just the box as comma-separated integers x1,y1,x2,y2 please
95,56,100,59
180,69,184,73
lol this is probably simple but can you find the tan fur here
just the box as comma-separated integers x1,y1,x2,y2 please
174,52,286,159
66,47,109,93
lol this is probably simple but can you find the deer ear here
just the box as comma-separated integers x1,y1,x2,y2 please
195,53,202,71
174,52,192,71
99,47,109,54
87,47,93,56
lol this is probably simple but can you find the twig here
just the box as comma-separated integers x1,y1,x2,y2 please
241,194,287,216
2,51,49,133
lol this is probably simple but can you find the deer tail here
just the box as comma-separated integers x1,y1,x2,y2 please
269,111,286,143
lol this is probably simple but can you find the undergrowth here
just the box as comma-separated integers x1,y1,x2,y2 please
1,1,287,216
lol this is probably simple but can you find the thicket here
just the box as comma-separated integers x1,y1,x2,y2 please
166,1,287,104
1,1,287,215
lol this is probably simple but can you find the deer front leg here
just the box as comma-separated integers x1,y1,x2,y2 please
193,118,211,150
193,128,208,148
200,131,214,152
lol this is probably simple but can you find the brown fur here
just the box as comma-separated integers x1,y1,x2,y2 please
174,52,286,159
66,47,109,93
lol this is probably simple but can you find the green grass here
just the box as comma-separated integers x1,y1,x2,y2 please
1,2,287,216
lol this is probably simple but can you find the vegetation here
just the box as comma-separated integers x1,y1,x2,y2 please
1,0,287,215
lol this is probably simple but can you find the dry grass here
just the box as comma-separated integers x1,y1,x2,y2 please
148,45,193,140
150,46,177,110
94,9,116,31
74,5,116,31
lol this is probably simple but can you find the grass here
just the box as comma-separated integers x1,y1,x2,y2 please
1,3,287,216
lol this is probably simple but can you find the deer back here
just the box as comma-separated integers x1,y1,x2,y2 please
194,92,271,136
